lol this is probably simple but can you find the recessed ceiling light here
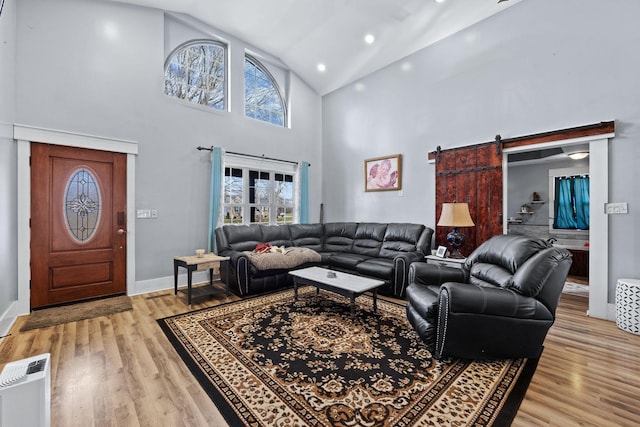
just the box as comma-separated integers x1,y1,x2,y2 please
317,63,326,72
434,0,446,3
364,34,375,44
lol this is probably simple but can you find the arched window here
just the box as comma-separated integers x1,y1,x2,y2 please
164,40,226,110
244,55,286,126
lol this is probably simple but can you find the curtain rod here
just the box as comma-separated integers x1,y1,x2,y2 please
196,146,310,167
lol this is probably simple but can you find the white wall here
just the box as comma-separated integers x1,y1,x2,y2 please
322,0,640,303
13,0,322,289
0,0,17,324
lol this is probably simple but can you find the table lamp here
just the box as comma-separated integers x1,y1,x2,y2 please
437,202,475,258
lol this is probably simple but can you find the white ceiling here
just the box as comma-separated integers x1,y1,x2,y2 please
116,0,522,95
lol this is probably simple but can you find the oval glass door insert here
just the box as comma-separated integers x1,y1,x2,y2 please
65,168,101,242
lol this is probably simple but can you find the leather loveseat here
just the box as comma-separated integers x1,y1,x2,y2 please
215,222,433,298
405,234,572,360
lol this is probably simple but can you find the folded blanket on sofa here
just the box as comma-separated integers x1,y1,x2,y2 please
243,247,321,270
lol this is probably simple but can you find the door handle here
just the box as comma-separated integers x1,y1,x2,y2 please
117,229,127,235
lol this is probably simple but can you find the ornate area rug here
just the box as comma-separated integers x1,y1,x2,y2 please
159,288,537,426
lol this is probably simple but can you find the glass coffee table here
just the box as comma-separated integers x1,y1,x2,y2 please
289,266,385,317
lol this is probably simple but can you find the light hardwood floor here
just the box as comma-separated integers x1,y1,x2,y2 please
1,286,639,426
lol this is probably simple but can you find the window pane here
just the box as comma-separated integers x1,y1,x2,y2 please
274,174,293,205
244,56,286,126
224,168,243,204
250,206,269,223
276,207,293,224
224,206,243,224
65,168,101,242
249,170,270,204
165,41,225,110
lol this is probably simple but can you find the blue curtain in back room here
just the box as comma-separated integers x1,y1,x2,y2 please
554,175,589,230
209,147,224,252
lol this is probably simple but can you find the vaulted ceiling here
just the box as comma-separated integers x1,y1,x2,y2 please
116,0,522,95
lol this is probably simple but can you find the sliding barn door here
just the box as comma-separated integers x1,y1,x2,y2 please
435,144,503,256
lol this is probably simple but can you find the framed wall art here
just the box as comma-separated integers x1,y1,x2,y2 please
364,154,402,192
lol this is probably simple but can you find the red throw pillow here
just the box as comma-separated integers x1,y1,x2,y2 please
254,243,272,254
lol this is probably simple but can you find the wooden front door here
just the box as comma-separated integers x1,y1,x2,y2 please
31,143,127,308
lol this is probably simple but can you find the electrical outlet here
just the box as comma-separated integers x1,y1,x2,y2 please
604,202,628,214
151,209,158,218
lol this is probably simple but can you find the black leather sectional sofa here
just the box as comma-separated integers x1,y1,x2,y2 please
215,222,434,298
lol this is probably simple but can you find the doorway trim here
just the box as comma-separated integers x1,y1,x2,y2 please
14,124,138,315
502,131,614,320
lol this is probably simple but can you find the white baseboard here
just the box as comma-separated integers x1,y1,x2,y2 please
129,271,211,296
588,302,617,322
0,301,18,338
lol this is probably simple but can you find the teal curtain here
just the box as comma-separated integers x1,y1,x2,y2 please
208,147,223,253
554,176,589,230
299,161,310,224
574,176,590,229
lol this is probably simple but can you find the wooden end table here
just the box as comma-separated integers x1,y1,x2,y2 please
425,254,466,270
173,253,230,307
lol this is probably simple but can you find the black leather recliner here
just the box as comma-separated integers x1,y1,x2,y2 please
405,234,572,360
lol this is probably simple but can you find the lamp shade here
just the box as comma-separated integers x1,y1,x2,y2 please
437,203,475,227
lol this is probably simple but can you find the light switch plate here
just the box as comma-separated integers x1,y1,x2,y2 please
604,202,628,214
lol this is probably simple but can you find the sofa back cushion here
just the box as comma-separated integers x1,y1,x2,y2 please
290,224,324,251
218,224,264,252
260,224,293,247
465,234,550,289
351,223,387,256
379,223,427,258
510,247,571,297
323,222,358,252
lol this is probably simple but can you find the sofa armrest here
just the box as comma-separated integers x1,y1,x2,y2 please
392,252,425,297
436,282,555,359
409,262,466,287
439,282,553,320
220,250,250,295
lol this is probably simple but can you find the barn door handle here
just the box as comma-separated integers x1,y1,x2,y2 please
117,229,127,235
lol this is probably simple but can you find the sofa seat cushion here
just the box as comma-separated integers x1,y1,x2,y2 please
356,258,394,280
243,247,321,271
316,251,337,264
327,253,370,270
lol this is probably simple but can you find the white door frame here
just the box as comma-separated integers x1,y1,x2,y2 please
502,131,614,320
14,124,138,315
